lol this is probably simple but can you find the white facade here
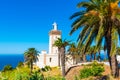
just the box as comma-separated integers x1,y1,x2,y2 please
49,22,61,54
117,55,120,62
36,51,59,68
36,22,61,68
49,35,61,54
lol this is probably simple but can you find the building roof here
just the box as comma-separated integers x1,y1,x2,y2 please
49,30,61,35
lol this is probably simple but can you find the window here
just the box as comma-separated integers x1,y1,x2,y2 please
49,58,52,62
56,50,57,53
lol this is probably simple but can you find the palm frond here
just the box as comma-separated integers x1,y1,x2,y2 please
77,1,91,8
77,25,89,42
78,16,98,45
96,17,105,46
82,26,97,53
70,11,85,19
70,16,88,35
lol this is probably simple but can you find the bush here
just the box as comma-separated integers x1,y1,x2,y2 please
91,66,104,76
86,61,104,66
41,66,51,72
44,66,51,71
17,61,24,67
30,72,44,80
2,65,13,72
41,68,46,72
15,72,65,80
79,67,92,79
15,73,23,80
79,62,104,79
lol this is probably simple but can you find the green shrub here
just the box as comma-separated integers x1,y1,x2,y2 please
79,62,104,79
44,66,51,71
15,73,23,80
91,66,104,76
91,61,104,66
86,61,104,66
0,77,8,80
15,72,31,80
41,68,47,72
30,72,44,80
2,65,13,72
79,67,92,79
1,66,63,80
15,72,65,80
41,66,51,72
17,61,24,68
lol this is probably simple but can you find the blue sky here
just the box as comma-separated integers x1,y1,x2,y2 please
0,0,81,54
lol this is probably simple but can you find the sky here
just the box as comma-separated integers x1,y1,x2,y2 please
0,0,82,54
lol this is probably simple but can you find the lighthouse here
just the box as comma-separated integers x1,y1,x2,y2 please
49,22,61,54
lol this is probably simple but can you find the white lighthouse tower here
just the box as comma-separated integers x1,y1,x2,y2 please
49,22,61,54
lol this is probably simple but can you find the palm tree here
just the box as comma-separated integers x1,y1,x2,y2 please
54,38,69,77
85,45,96,61
68,42,79,64
97,46,104,62
78,43,87,62
87,46,94,61
53,39,61,67
70,0,120,77
117,47,120,55
24,48,38,74
89,46,97,60
88,45,103,61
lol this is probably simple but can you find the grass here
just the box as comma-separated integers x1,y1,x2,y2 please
42,67,61,77
0,66,63,80
0,67,30,80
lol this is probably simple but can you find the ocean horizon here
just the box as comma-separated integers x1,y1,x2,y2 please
0,53,24,70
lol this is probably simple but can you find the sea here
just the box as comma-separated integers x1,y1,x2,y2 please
0,54,24,70
0,53,108,71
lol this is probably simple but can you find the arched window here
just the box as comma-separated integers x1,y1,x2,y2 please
49,58,52,62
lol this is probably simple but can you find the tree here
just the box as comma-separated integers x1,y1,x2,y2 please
68,42,79,64
24,48,38,74
78,43,87,62
54,38,69,77
53,38,61,67
88,46,97,61
2,65,13,72
87,45,103,61
117,47,120,55
70,0,120,77
87,46,94,61
17,61,24,68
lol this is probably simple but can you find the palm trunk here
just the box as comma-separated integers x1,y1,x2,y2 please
58,48,61,67
30,59,33,74
94,53,96,60
98,51,101,62
106,31,119,77
111,55,119,77
60,47,65,77
90,53,92,62
83,53,86,62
